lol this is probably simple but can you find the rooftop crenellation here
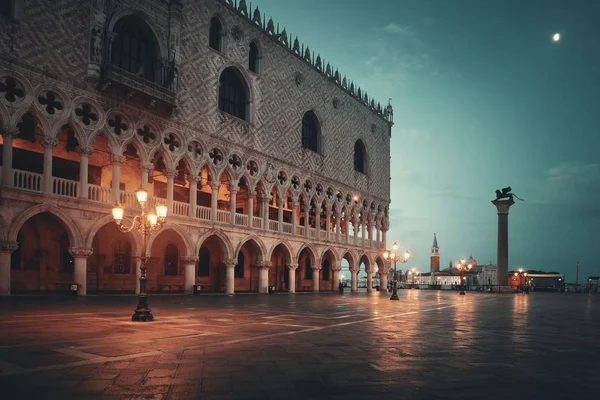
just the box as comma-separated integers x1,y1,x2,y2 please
217,0,394,125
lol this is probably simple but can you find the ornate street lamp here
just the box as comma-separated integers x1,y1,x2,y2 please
383,241,410,301
455,258,474,295
515,268,528,293
112,187,167,322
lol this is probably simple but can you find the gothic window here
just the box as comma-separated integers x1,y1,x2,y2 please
164,244,179,276
219,67,248,120
17,114,36,143
301,111,319,152
354,140,366,174
198,247,210,277
60,233,73,273
235,252,245,278
304,258,313,280
322,259,330,281
209,17,222,51
111,15,157,82
249,42,259,73
1,0,12,18
112,240,131,274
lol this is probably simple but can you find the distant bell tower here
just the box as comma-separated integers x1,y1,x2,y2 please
431,233,440,273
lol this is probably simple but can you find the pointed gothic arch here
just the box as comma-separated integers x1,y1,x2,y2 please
354,139,367,174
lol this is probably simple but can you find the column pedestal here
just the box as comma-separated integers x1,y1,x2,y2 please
492,198,515,288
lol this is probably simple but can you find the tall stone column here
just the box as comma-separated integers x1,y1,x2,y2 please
366,266,373,293
77,146,93,199
258,261,270,294
312,267,321,292
188,175,200,218
287,263,298,293
210,182,220,221
492,198,515,287
69,248,94,296
346,220,351,244
165,169,176,213
303,204,310,237
140,162,153,190
182,256,199,294
353,221,359,246
379,265,390,293
325,210,332,240
382,227,388,249
350,267,359,292
291,200,298,235
247,191,254,228
226,259,236,294
1,130,17,187
0,241,18,296
110,154,125,203
230,186,238,225
335,211,341,242
41,136,58,194
332,262,341,291
277,197,284,233
261,196,269,230
315,208,321,239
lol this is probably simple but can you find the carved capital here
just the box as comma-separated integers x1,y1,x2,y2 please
0,241,19,253
140,162,154,171
349,265,360,273
76,145,94,156
257,261,271,270
1,128,18,140
311,266,322,271
68,247,94,259
226,259,237,268
210,182,221,191
164,169,178,178
181,256,199,264
286,263,299,270
187,175,201,184
40,136,59,149
110,154,126,165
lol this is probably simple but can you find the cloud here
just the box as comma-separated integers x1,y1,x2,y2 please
382,23,416,36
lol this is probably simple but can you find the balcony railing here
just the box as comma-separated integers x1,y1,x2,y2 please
5,174,384,249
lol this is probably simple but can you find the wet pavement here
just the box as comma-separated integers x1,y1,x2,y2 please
0,290,598,399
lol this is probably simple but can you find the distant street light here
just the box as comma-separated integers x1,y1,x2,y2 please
383,241,410,301
456,258,475,295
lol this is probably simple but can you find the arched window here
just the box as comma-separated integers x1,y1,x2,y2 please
198,247,210,277
113,240,131,274
235,252,245,278
111,15,158,82
60,233,73,273
209,17,222,51
304,257,313,280
302,111,319,152
322,259,330,281
354,140,366,173
17,114,36,143
219,67,248,120
164,244,179,276
249,42,259,73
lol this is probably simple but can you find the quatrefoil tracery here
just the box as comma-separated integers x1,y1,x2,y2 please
137,125,156,144
75,103,98,126
277,171,287,186
247,160,258,177
187,141,202,160
38,91,63,115
164,133,181,152
0,77,25,103
229,154,242,171
291,176,300,190
108,113,128,136
209,148,224,165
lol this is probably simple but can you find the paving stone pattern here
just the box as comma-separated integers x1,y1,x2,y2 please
0,291,598,399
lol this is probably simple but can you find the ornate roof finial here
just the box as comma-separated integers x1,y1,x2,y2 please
315,54,322,71
266,18,275,35
325,62,331,76
304,46,311,62
293,37,300,54
238,0,248,16
280,28,288,46
252,6,261,25
432,233,438,248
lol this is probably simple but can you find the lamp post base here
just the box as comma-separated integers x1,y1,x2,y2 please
390,290,400,300
132,294,154,322
459,291,466,295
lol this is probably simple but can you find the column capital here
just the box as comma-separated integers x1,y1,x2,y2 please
311,265,322,271
68,247,94,259
0,241,19,253
210,181,220,191
229,185,239,194
331,261,342,272
1,128,18,139
40,136,59,149
349,266,360,273
110,154,126,165
492,198,515,214
164,168,178,178
225,259,237,268
76,145,94,156
180,256,199,264
286,263,299,270
140,161,154,171
188,174,202,184
257,261,271,270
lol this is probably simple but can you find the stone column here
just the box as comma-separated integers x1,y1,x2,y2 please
0,241,18,296
382,227,388,249
77,146,93,199
110,154,125,203
493,198,515,287
182,256,199,294
353,221,360,246
312,267,321,292
367,220,373,248
315,208,321,239
258,261,270,294
287,263,298,293
366,267,373,293
346,219,351,244
325,210,332,241
210,182,220,221
335,212,341,242
332,262,341,292
68,247,94,296
226,259,236,294
1,130,17,187
247,191,254,228
379,265,390,293
277,197,284,233
350,266,359,292
140,162,153,190
303,204,310,237
230,186,238,225
261,196,269,230
165,169,176,213
361,218,367,246
41,136,58,194
291,200,298,235
188,175,200,218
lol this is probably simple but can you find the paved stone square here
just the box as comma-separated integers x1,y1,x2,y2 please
0,291,598,399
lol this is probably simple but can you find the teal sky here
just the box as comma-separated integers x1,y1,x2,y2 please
254,0,600,281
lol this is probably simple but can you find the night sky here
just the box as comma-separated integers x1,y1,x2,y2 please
254,0,599,281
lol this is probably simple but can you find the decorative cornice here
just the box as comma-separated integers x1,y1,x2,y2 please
68,247,94,258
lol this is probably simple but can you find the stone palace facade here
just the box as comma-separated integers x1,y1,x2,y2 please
0,0,393,296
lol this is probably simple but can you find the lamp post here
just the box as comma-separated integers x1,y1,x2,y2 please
456,258,474,295
383,241,410,301
515,268,528,293
112,188,167,322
